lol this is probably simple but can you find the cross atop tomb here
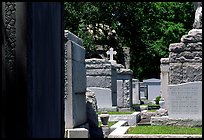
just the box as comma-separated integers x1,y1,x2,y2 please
106,47,117,61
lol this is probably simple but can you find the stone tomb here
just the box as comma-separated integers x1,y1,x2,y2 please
64,33,87,129
168,81,202,120
151,81,202,127
143,78,161,101
168,29,202,84
88,87,112,109
116,64,133,110
152,6,202,127
85,58,117,110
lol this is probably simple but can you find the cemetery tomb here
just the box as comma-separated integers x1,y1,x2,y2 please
143,78,161,101
116,66,133,109
64,32,87,129
85,58,117,109
88,87,112,108
168,81,202,120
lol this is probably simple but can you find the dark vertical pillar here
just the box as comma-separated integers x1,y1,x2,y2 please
26,2,65,138
1,2,5,138
15,3,28,137
60,3,65,138
1,2,64,138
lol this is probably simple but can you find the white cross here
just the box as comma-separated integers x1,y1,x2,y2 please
106,47,117,61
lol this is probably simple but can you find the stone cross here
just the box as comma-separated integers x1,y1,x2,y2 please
106,47,117,61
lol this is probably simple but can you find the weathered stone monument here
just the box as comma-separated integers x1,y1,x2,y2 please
86,47,134,111
132,79,140,105
152,82,202,127
160,58,170,110
85,89,103,138
152,3,202,126
64,31,88,138
1,2,64,138
168,81,202,120
168,29,202,84
115,63,133,111
85,58,117,111
122,47,131,69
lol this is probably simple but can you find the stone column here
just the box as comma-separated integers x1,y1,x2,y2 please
116,64,133,110
160,58,169,110
132,79,140,104
64,38,87,129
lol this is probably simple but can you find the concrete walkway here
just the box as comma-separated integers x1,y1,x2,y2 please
98,112,141,126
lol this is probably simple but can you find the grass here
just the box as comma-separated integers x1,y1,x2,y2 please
98,121,117,127
147,104,160,107
98,111,134,115
147,109,157,112
127,126,202,135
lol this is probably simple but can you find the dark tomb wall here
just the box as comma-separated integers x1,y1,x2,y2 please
1,2,65,138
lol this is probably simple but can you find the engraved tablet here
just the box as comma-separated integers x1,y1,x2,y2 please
167,81,202,120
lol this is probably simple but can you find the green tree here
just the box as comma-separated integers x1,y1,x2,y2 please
64,2,194,81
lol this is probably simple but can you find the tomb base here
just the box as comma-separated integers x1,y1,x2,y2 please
98,107,118,112
150,116,202,127
118,108,131,112
64,128,89,138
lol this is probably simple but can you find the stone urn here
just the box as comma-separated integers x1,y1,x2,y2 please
159,97,165,109
99,111,109,126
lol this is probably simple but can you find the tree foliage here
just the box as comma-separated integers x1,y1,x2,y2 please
64,2,194,81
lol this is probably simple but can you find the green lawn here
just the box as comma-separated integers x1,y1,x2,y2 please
127,126,202,135
147,109,157,112
98,121,117,127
